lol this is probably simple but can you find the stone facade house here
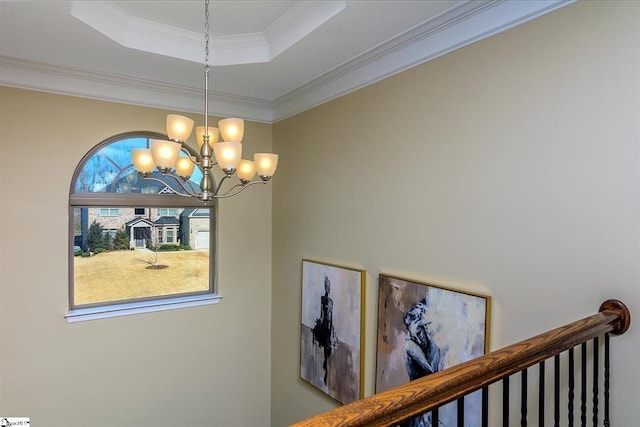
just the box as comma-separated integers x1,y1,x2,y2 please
179,208,211,250
79,207,209,250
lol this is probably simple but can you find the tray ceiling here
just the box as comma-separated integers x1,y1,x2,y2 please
0,1,573,122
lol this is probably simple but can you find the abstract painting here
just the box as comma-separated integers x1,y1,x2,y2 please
300,260,365,404
375,274,490,426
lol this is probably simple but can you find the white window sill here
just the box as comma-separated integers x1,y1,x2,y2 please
65,294,222,323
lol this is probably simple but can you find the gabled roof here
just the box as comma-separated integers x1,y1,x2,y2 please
125,217,153,227
154,217,180,226
180,208,210,218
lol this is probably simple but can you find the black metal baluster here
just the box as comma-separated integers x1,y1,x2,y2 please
458,397,465,427
581,342,587,427
521,369,528,427
539,361,545,427
432,407,439,427
554,354,560,427
504,377,510,427
604,333,610,427
482,386,489,427
593,337,599,427
569,347,575,427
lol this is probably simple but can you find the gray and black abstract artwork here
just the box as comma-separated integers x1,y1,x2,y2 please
300,260,363,404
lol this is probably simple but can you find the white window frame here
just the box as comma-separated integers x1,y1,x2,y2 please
166,228,175,244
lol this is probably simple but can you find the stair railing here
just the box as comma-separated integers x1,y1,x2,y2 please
292,299,631,427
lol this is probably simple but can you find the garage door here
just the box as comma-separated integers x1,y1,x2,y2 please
195,231,209,249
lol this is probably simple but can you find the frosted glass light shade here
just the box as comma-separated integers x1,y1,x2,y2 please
196,126,219,148
237,159,256,182
167,114,194,142
175,157,195,179
131,149,155,174
151,139,181,170
254,153,278,177
218,118,244,143
213,141,242,170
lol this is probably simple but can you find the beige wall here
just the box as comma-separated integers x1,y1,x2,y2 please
2,2,640,426
0,88,273,426
271,1,640,425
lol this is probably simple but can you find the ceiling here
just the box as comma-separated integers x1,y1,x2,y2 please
0,0,572,123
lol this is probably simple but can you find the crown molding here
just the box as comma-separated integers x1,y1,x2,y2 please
71,1,205,64
70,0,345,66
1,0,574,124
266,0,346,60
272,0,575,121
0,55,274,122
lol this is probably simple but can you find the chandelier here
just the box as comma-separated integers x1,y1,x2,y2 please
131,0,278,202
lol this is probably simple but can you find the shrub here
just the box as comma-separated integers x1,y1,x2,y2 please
87,220,103,251
113,227,129,250
80,251,91,257
101,233,113,251
158,244,180,251
93,247,106,254
179,244,192,251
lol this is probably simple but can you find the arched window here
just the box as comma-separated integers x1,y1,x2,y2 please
67,132,218,321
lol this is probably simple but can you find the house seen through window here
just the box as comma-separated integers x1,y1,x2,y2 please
69,132,217,311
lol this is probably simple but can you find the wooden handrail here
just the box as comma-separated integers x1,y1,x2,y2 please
292,299,631,427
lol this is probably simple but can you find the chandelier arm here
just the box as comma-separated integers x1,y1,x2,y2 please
177,146,220,167
214,180,267,199
211,173,232,197
142,175,197,198
171,145,222,196
179,147,200,165
165,173,211,197
183,177,202,195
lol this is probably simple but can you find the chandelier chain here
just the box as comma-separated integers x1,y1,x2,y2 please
204,0,210,70
203,0,210,136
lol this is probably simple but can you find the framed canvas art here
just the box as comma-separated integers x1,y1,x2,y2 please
375,274,490,426
300,260,365,404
